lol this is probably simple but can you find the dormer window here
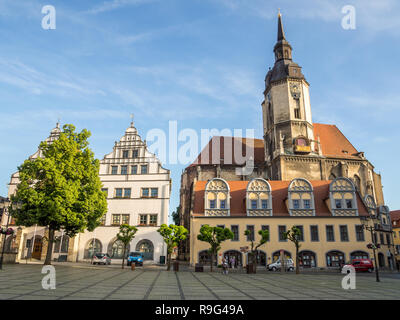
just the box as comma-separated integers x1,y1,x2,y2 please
288,178,315,216
204,178,230,216
246,178,272,216
329,178,357,216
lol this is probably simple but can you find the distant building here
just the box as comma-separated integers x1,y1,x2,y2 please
391,210,400,269
2,119,171,264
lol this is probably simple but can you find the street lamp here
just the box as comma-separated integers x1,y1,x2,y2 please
360,216,380,282
0,198,12,270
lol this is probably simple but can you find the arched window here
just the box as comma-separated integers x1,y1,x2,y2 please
84,239,102,259
53,234,70,253
326,250,345,267
329,178,357,216
353,174,361,191
350,251,369,260
299,250,317,268
246,178,272,216
223,250,242,267
205,178,230,216
246,250,267,266
135,239,154,260
288,178,315,216
272,250,291,262
378,205,391,226
109,240,128,259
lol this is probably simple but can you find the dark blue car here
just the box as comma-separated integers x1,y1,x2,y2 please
127,252,144,266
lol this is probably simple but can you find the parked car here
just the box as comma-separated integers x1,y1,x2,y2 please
268,259,294,271
342,259,374,273
92,253,111,265
127,252,144,266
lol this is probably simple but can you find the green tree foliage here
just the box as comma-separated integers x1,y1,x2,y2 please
283,226,302,274
157,224,188,271
197,225,234,272
116,224,138,269
244,228,269,271
171,206,181,226
10,124,108,265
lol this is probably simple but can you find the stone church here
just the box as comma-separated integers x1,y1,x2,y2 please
179,13,386,261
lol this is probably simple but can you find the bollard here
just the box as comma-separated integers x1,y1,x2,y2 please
131,263,135,271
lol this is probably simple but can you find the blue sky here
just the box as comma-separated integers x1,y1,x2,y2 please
1,0,400,219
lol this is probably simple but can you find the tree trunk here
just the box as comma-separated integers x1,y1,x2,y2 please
167,252,171,271
44,228,55,265
122,246,126,269
295,244,299,274
210,250,214,273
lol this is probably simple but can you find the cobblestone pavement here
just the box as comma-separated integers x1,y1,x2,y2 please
0,264,399,300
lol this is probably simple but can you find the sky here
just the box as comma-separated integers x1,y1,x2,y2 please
1,0,400,221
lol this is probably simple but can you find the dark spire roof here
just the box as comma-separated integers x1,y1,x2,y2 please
277,11,285,41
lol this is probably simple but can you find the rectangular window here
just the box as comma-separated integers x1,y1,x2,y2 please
220,200,226,209
132,149,139,158
122,150,129,158
335,199,342,209
131,165,138,174
246,225,255,241
373,233,377,244
294,108,300,119
231,225,239,241
340,225,349,242
112,214,121,226
121,165,128,175
115,188,123,198
279,225,287,241
142,188,149,197
303,200,311,209
100,214,106,226
346,199,353,209
141,165,148,174
124,188,131,198
251,200,257,209
209,200,216,209
326,225,335,242
293,199,300,209
149,215,157,226
261,200,268,209
121,214,130,225
151,188,158,198
386,234,391,245
261,225,270,241
111,166,118,175
380,233,384,245
310,225,319,242
139,214,147,225
295,225,304,241
355,225,365,241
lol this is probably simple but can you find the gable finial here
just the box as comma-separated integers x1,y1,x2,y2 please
130,113,134,127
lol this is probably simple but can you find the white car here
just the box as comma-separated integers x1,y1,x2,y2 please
268,259,294,271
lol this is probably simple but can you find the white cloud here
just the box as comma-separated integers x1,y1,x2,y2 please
87,0,157,14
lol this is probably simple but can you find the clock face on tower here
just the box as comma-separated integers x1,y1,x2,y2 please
290,83,301,100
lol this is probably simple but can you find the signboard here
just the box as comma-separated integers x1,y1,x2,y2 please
294,145,311,154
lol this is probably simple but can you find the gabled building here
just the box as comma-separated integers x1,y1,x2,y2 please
2,119,171,264
179,13,393,268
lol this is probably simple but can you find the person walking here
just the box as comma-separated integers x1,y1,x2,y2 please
230,256,235,269
222,257,229,275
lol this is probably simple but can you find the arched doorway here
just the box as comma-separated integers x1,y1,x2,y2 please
223,250,242,267
109,240,129,259
247,250,267,266
31,236,43,260
350,251,369,260
136,240,154,260
272,250,291,262
4,235,17,253
299,251,317,268
378,253,385,268
198,250,217,266
84,239,102,259
326,250,345,267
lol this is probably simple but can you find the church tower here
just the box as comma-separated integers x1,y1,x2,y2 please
262,12,317,179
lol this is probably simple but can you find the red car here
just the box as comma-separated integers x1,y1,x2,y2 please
343,259,374,273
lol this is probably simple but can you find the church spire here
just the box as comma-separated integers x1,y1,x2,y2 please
277,9,285,41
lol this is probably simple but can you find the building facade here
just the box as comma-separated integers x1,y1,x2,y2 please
179,13,393,268
391,210,400,269
1,120,171,264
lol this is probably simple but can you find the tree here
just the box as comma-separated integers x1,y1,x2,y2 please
197,225,233,272
171,206,181,226
157,224,188,271
283,226,302,274
116,224,138,269
9,124,108,265
244,228,269,272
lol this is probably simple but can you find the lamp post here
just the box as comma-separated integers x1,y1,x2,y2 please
0,198,12,270
360,216,380,282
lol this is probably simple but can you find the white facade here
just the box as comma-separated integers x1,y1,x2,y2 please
2,121,171,264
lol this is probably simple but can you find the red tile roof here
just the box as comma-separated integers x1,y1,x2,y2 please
313,123,360,159
189,136,265,167
391,210,400,226
193,180,369,217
